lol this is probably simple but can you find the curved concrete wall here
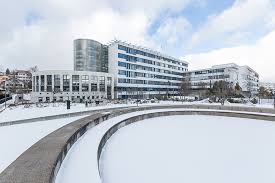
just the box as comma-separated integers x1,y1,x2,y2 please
0,104,275,183
1,104,275,127
97,110,275,177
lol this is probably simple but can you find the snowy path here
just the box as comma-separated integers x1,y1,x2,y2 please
55,108,275,183
0,116,85,173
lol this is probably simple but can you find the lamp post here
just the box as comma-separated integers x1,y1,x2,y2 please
4,88,7,108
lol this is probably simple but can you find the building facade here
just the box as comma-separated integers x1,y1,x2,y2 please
14,70,32,83
108,40,189,99
183,63,259,95
31,71,114,102
74,39,108,73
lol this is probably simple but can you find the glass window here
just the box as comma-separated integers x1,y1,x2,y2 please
81,75,89,92
99,76,105,92
36,76,39,92
63,75,70,92
40,75,45,92
72,75,80,92
91,76,98,92
46,75,52,92
54,75,61,92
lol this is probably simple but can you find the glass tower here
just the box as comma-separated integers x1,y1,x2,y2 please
74,39,108,73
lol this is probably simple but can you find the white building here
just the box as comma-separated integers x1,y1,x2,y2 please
183,63,259,95
108,40,189,99
31,71,114,102
260,82,275,91
14,70,32,83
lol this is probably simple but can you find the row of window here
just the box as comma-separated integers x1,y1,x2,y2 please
116,87,179,92
118,61,183,76
118,78,180,86
184,69,225,76
118,45,187,67
118,53,187,71
33,75,112,93
185,74,230,81
118,70,182,81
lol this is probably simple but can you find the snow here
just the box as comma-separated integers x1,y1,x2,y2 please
101,115,275,183
1,100,274,123
55,108,275,183
0,116,85,173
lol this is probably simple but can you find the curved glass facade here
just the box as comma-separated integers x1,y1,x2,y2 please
74,39,108,73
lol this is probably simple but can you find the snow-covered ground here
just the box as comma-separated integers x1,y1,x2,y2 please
55,109,275,183
0,116,85,173
1,100,274,123
101,115,275,183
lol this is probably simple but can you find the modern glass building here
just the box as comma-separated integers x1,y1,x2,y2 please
108,40,189,99
74,39,108,73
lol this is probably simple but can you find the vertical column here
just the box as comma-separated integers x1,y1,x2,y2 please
70,74,72,93
52,74,54,92
88,74,91,93
105,76,107,99
38,75,41,92
60,74,63,92
79,74,82,92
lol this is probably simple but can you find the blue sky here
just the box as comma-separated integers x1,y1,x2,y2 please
1,0,275,81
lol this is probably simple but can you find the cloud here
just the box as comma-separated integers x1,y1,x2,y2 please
153,16,191,44
0,0,192,70
184,30,275,82
189,0,275,50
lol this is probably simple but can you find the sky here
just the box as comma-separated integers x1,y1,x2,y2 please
0,0,275,82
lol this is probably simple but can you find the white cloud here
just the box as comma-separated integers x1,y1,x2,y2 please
184,30,275,82
189,0,275,49
154,16,191,44
0,0,192,70
0,8,151,70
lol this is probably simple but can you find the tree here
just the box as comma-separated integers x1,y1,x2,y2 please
212,80,233,104
180,76,191,100
235,82,242,92
29,66,38,72
5,68,10,75
197,82,208,99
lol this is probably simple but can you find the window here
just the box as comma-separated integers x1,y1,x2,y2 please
72,75,80,92
91,76,98,92
118,61,127,67
118,70,126,75
36,76,39,92
99,76,105,92
63,75,70,92
40,75,45,92
46,75,52,92
54,75,61,92
81,75,89,92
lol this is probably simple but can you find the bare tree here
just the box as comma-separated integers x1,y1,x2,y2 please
180,75,191,101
